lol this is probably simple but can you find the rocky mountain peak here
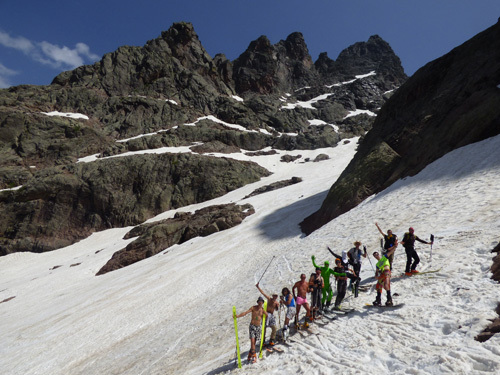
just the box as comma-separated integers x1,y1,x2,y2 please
283,32,312,62
316,34,406,87
0,22,408,256
160,22,198,47
246,35,273,53
301,20,500,235
52,21,233,99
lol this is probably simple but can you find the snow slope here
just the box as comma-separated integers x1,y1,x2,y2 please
1,134,499,375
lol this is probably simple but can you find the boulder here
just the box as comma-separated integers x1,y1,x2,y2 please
96,203,255,275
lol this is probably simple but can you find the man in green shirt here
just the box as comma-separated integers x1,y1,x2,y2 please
372,246,396,306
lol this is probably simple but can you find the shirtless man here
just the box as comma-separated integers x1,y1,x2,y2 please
256,283,280,346
292,274,312,327
234,297,268,362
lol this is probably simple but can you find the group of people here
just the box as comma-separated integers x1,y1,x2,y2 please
233,223,433,362
371,223,433,305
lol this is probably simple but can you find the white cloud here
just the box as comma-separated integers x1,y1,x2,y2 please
0,31,35,54
0,62,19,88
39,41,85,68
0,30,100,71
75,42,100,61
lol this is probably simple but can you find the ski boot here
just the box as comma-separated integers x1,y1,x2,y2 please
373,299,382,306
385,290,393,306
282,326,289,341
248,349,257,363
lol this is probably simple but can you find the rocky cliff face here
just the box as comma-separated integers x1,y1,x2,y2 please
301,20,500,234
0,21,407,256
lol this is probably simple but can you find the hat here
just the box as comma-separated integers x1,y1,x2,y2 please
409,227,414,232
354,241,361,246
257,296,264,303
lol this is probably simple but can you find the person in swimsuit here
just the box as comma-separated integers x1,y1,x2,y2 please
292,274,312,327
233,296,268,362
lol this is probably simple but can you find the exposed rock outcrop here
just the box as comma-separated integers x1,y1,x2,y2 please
475,242,500,342
243,177,302,199
0,154,269,255
96,203,255,275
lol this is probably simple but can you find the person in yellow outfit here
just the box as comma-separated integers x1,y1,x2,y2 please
372,246,397,306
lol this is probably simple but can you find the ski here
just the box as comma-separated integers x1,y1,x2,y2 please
364,303,405,310
330,307,355,314
402,268,441,276
258,300,267,359
413,268,441,275
232,306,242,368
320,312,339,321
265,346,284,354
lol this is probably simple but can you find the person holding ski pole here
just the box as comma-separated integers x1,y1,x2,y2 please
292,274,312,328
401,227,433,276
332,258,349,310
308,267,324,320
347,241,367,297
372,246,397,306
256,283,279,346
375,222,398,270
233,296,268,363
279,287,296,340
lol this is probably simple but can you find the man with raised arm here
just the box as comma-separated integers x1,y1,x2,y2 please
375,222,398,270
256,283,279,346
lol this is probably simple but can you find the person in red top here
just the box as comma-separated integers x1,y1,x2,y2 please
401,227,433,275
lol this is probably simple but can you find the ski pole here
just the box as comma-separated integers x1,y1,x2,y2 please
257,255,275,284
366,248,375,273
327,246,338,259
430,234,434,262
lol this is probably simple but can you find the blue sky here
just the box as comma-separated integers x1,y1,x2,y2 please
1,0,499,88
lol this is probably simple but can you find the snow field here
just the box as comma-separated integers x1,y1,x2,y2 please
0,135,499,374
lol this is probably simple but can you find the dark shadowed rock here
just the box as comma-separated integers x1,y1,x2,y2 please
190,140,241,154
475,242,500,342
243,177,302,199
